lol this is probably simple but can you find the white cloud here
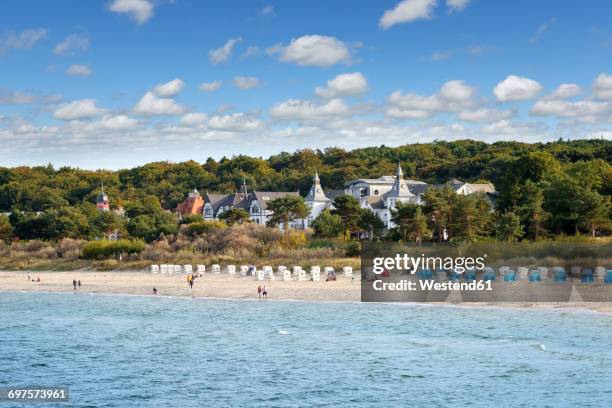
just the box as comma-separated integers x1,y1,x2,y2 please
233,76,260,90
447,0,470,12
593,73,612,100
458,108,515,123
97,115,138,130
0,90,37,104
108,0,154,24
544,83,582,100
530,100,610,118
53,34,89,56
429,50,452,61
207,113,263,131
270,98,350,121
153,78,184,97
133,92,184,115
483,120,547,136
379,0,436,30
181,113,208,126
242,46,260,58
209,37,242,64
493,75,542,101
259,5,275,16
0,28,47,56
529,18,556,44
199,81,222,92
54,99,106,120
315,72,369,99
268,35,351,67
387,80,476,118
66,64,92,77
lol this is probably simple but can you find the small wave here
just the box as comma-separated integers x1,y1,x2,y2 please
277,329,289,335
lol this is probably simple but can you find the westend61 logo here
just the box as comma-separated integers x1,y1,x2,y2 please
372,253,486,275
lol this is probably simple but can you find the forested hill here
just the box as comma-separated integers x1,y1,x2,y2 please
1,139,610,213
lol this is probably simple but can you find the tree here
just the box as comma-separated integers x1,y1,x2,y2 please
219,208,250,226
0,214,12,242
452,194,492,242
422,186,455,241
266,196,309,231
496,211,524,242
311,209,343,240
579,188,611,237
390,203,431,243
518,180,548,240
331,195,361,240
358,209,386,240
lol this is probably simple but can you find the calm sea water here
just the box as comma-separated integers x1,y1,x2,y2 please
1,292,611,408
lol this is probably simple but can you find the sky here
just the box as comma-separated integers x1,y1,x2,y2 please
0,0,611,169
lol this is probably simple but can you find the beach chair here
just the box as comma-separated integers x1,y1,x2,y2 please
580,268,594,283
537,267,549,280
517,267,529,280
196,264,206,275
449,269,461,282
183,264,192,273
436,269,449,281
256,270,265,281
173,265,182,273
282,270,292,281
277,265,287,273
464,268,476,281
263,266,273,276
212,264,221,274
528,269,541,282
151,264,159,273
571,266,582,277
160,264,168,274
292,266,302,275
227,265,236,275
605,270,612,284
240,265,249,276
342,266,353,278
503,269,516,282
482,267,496,281
297,269,307,281
310,266,320,275
552,267,567,283
595,267,606,281
312,269,321,282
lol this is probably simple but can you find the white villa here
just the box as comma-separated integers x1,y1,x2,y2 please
177,166,495,230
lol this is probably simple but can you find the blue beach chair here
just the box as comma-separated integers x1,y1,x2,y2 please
464,269,476,282
580,268,594,283
604,270,612,284
482,267,496,281
528,269,541,282
418,269,433,279
553,267,567,283
503,269,516,282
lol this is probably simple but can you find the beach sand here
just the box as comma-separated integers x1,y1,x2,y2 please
1,270,612,313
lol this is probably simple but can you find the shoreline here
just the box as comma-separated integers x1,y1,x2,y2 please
2,271,612,314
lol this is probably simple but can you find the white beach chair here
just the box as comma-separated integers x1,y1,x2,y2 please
310,266,320,275
212,264,221,274
175,265,183,273
517,267,529,280
312,270,321,282
227,265,236,275
342,266,353,278
537,267,549,280
292,266,302,275
160,264,168,274
571,266,582,276
263,266,273,275
595,266,606,281
277,265,287,273
298,269,307,281
256,270,265,281
282,270,292,281
196,264,206,275
183,264,192,273
240,265,249,276
151,265,159,273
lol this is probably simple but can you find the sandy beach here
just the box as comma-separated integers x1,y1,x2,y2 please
2,270,612,313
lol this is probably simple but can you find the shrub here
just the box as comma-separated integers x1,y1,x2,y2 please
184,220,226,237
345,240,361,257
82,239,146,260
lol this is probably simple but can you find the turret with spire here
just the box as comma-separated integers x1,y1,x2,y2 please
305,171,330,202
96,181,110,211
240,177,248,194
385,163,412,198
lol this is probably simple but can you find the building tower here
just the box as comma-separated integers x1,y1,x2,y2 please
96,182,110,211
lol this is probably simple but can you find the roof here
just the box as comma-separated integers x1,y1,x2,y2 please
305,172,331,202
325,189,346,201
251,191,300,211
364,196,385,209
466,183,496,194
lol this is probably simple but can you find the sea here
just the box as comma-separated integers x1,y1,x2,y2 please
1,291,611,407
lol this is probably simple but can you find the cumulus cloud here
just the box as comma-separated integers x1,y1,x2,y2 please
544,83,582,100
233,76,260,90
315,72,369,99
458,108,515,123
270,98,351,121
242,46,260,58
447,0,470,12
0,28,47,56
267,35,352,67
379,0,436,30
153,78,184,97
53,99,106,120
593,73,612,100
133,92,184,115
108,0,154,24
209,37,242,64
530,100,610,118
53,34,89,56
97,115,138,130
199,81,223,92
66,64,92,77
493,75,542,102
0,90,37,104
387,80,476,119
180,113,208,126
207,113,263,132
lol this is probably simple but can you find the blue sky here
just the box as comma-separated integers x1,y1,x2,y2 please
0,0,611,169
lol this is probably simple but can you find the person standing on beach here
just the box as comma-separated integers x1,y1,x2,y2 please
262,286,268,299
257,285,262,299
153,287,157,295
77,280,82,289
188,275,193,289
73,280,77,290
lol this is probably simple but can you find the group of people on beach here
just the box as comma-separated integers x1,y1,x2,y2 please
26,273,40,282
257,285,268,299
72,279,82,290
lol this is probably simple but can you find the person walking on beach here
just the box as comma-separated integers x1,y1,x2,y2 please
262,286,268,299
153,287,157,295
257,285,262,299
188,275,193,289
73,280,77,290
77,280,82,289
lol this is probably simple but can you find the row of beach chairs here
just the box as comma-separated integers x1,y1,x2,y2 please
149,264,354,281
415,266,612,284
